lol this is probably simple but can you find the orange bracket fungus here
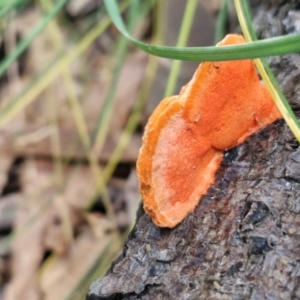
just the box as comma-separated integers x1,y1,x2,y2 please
137,34,282,228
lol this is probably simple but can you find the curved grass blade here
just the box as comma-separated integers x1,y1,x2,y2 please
234,0,300,142
104,0,300,61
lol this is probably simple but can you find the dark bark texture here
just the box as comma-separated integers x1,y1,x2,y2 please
88,1,300,299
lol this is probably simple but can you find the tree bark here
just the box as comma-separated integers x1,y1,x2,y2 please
88,1,300,299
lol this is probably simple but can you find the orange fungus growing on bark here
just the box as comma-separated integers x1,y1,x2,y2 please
136,34,281,228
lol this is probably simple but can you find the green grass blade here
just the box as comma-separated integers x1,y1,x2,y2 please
0,0,68,77
92,0,153,153
104,0,300,61
234,0,300,142
101,0,163,185
0,0,28,18
214,0,228,43
0,0,21,7
164,0,198,97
